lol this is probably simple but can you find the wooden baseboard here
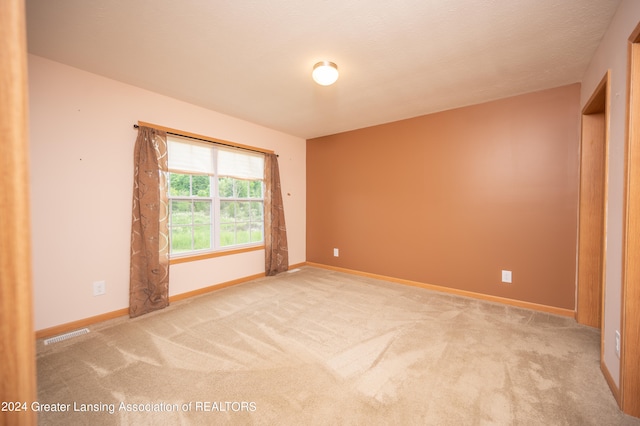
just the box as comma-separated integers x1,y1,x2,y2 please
305,262,575,318
170,262,307,304
168,272,266,303
35,308,130,339
35,262,308,340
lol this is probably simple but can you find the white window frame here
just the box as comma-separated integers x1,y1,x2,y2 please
167,135,265,257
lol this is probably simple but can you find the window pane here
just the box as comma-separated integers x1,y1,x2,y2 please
250,201,263,221
193,201,211,224
169,173,190,196
237,202,250,221
171,200,192,225
220,201,235,223
236,222,250,244
192,175,210,197
234,179,249,198
171,226,192,253
218,177,234,198
250,223,263,242
193,225,211,250
249,180,263,198
220,223,235,246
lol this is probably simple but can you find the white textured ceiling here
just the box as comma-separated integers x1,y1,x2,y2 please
25,0,621,139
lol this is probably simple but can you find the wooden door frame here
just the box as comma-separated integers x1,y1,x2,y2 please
0,0,37,424
621,22,640,419
576,72,609,331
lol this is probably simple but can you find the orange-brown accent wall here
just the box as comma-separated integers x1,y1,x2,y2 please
307,84,581,310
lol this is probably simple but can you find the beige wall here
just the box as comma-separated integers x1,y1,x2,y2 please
28,55,306,331
580,0,640,389
307,84,580,310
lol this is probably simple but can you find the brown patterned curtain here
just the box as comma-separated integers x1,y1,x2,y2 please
264,153,289,275
129,126,170,318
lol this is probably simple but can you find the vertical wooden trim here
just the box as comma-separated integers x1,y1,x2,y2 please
0,0,37,424
602,72,612,360
576,72,609,330
621,24,640,418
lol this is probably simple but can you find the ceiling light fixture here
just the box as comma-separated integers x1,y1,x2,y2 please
312,61,339,86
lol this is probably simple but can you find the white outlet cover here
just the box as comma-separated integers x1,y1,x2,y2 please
93,280,106,296
333,248,339,257
501,270,512,283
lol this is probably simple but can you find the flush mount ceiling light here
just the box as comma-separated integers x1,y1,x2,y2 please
312,61,339,86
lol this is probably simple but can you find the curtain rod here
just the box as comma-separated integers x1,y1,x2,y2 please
133,124,276,157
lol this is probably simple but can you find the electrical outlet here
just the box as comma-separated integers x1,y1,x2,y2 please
333,248,339,257
615,330,621,358
93,280,106,296
501,270,512,283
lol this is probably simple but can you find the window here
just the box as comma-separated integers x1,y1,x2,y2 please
167,135,264,255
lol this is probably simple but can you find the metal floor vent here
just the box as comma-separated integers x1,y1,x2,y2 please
44,328,90,345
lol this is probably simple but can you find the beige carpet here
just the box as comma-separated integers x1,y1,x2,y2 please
36,267,640,425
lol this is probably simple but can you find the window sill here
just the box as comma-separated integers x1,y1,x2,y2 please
169,244,265,265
